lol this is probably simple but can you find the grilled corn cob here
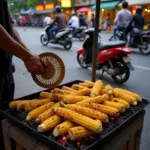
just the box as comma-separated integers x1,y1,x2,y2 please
51,93,65,101
26,102,55,121
36,102,60,123
9,100,30,109
82,103,119,117
90,80,103,97
101,85,113,95
76,94,108,105
37,115,61,132
68,126,93,140
113,89,137,106
25,99,50,112
40,92,52,99
102,101,126,113
114,88,142,101
79,82,93,88
53,121,74,137
111,98,130,109
65,104,108,122
84,80,95,87
62,95,89,104
72,84,85,90
62,86,77,92
74,88,91,96
53,107,103,133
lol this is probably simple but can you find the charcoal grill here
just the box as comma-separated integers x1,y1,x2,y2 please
0,80,149,150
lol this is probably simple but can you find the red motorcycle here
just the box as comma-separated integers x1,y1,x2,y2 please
77,28,134,84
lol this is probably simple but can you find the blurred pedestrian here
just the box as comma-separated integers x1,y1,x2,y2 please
21,17,27,31
105,13,111,31
79,13,88,28
89,13,95,28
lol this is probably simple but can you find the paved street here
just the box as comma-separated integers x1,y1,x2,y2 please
14,27,150,150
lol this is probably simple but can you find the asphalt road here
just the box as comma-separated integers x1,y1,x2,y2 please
13,27,150,150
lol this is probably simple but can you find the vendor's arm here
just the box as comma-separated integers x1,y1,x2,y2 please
0,24,44,74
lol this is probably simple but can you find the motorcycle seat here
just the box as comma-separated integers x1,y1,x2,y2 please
99,41,126,50
140,30,150,36
57,28,66,33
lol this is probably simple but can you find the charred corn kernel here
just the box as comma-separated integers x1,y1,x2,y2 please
53,107,103,133
77,94,108,105
40,92,52,99
68,126,93,140
103,101,126,113
101,85,113,95
25,99,50,112
90,80,103,97
26,102,55,121
83,103,119,117
113,89,137,106
53,121,74,137
62,95,89,104
79,82,92,88
37,115,61,132
114,88,142,101
72,84,85,90
51,93,65,101
65,104,108,122
74,88,91,96
84,80,95,87
62,86,77,92
111,98,130,109
9,100,30,109
36,102,60,123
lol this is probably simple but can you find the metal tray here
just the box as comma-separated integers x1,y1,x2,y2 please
0,80,149,150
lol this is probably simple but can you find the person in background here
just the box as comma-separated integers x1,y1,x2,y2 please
43,15,52,26
128,6,144,46
21,16,27,31
49,6,67,42
79,13,88,28
89,13,95,28
0,1,45,149
68,13,79,35
105,13,111,31
113,1,132,40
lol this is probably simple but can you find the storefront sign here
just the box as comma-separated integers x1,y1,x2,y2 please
36,5,44,12
61,0,71,8
45,3,55,10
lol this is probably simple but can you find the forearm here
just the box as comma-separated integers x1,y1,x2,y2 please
0,24,31,61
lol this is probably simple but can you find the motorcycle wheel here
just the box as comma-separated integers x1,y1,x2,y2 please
139,42,150,55
79,33,86,41
64,40,72,50
77,53,88,69
40,35,49,46
111,61,130,84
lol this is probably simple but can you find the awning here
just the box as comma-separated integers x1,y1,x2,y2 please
77,7,93,13
91,1,120,10
20,9,36,15
35,10,54,15
126,0,150,5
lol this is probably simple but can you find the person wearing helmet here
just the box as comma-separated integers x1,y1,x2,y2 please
49,6,67,42
113,1,132,40
128,6,144,46
79,13,88,27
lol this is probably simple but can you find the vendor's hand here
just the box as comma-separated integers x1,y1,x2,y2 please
23,54,45,75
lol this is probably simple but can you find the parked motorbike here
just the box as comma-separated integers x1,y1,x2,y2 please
109,29,150,55
40,25,73,50
77,28,134,84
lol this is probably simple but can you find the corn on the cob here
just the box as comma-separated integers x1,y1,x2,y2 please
114,88,142,101
111,98,130,109
9,100,30,109
113,89,137,106
76,94,108,105
68,126,93,140
82,103,119,117
25,99,50,112
62,86,77,92
72,84,85,90
37,115,61,132
65,104,108,122
90,80,103,97
84,80,95,87
40,92,52,99
74,88,91,96
53,107,103,133
62,95,89,104
51,93,65,101
101,85,113,95
79,82,92,88
26,102,55,121
61,89,75,95
53,121,74,137
102,101,126,113
36,102,60,123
